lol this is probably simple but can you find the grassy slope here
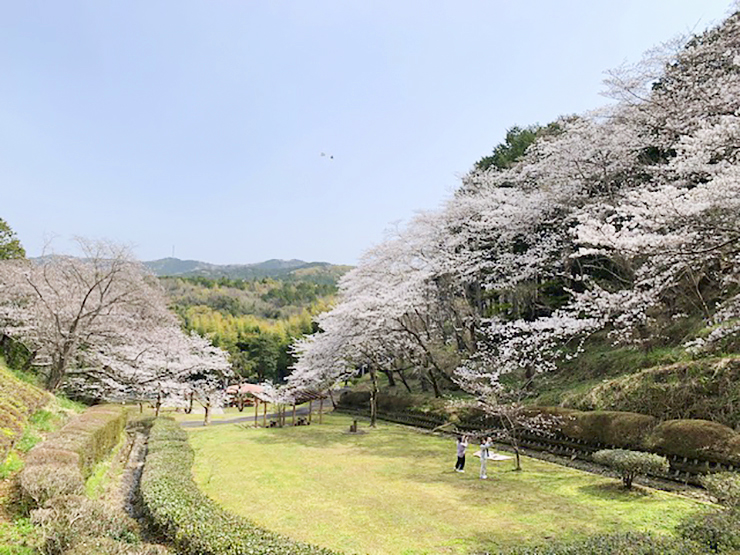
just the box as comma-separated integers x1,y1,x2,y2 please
185,413,706,555
0,359,83,554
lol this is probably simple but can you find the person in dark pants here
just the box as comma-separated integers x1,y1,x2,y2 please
455,435,469,472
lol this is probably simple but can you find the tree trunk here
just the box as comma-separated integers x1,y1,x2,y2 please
186,391,194,414
22,350,37,373
46,357,66,391
427,368,441,398
381,369,396,387
204,402,211,426
370,367,378,428
397,370,412,393
319,397,324,424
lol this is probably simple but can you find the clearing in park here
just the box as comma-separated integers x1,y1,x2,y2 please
182,412,706,555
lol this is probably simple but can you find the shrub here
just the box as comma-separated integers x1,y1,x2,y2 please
19,405,127,507
592,449,669,488
31,495,142,555
645,420,738,462
501,531,706,554
561,411,658,449
678,508,740,554
140,418,337,555
337,391,370,408
701,473,740,508
20,463,84,505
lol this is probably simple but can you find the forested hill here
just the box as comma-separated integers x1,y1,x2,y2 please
145,257,351,283
158,260,351,383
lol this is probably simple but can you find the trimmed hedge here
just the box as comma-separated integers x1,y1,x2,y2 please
20,404,127,506
501,532,706,554
645,420,740,464
140,418,337,555
561,411,658,450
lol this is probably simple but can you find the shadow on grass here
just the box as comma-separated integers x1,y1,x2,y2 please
579,481,654,501
242,420,450,461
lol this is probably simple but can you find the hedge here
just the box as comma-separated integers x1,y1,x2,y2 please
560,411,658,450
20,404,127,506
140,418,337,555
501,532,706,554
645,419,740,464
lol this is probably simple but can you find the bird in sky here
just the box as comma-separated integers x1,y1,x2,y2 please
320,152,334,159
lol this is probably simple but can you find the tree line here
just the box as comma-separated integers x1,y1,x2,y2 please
287,11,740,425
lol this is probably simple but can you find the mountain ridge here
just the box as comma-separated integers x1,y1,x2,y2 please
144,257,351,281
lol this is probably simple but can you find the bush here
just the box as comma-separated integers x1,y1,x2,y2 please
140,418,337,555
701,473,740,508
592,449,669,488
501,531,706,554
20,463,84,505
337,391,370,408
645,420,739,463
561,411,658,449
678,508,740,554
31,495,143,555
19,404,127,507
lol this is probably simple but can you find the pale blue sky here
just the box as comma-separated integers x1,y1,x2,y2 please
1,1,734,265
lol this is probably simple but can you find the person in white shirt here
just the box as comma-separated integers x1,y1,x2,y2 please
479,436,493,479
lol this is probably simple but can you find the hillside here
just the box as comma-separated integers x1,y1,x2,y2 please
0,360,49,464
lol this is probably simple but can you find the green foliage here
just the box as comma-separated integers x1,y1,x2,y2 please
678,508,740,554
701,473,740,508
561,411,658,450
0,450,23,479
645,420,740,464
140,418,336,555
592,449,669,489
0,360,50,465
0,517,41,554
0,218,25,260
474,122,564,172
501,532,706,554
557,357,740,430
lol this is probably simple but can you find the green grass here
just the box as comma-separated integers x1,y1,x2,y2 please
187,413,706,555
0,518,39,554
0,452,23,480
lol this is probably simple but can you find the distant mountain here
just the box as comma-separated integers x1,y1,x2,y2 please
144,257,352,282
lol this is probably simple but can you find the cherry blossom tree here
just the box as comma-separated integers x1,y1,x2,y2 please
0,239,231,403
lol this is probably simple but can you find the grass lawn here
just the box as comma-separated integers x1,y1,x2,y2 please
186,413,708,555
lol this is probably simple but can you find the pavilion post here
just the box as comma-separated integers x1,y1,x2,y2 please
308,399,313,424
254,397,259,427
263,401,267,427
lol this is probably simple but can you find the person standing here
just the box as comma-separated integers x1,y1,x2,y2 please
479,436,493,479
455,435,468,472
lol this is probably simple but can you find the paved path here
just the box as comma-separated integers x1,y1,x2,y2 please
180,402,328,428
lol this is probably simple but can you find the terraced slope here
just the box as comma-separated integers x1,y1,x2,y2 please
0,360,50,464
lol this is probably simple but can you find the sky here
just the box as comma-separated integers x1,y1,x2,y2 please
1,1,735,265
